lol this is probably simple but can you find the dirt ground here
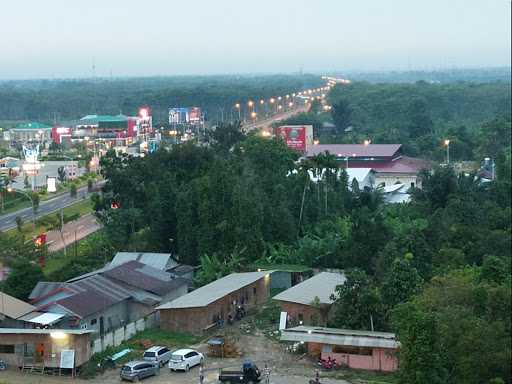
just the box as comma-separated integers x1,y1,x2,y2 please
0,331,351,384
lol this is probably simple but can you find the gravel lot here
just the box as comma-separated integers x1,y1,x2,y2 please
0,331,351,384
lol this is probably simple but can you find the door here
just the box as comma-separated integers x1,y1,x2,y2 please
99,316,104,336
35,343,45,363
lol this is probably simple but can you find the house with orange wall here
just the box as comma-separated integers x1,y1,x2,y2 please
281,326,399,372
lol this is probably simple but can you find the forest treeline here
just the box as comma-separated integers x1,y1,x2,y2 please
280,80,511,161
0,74,322,124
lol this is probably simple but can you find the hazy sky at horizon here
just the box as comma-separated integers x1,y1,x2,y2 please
0,0,510,79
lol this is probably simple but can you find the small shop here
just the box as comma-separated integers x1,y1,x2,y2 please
0,328,94,375
281,326,399,372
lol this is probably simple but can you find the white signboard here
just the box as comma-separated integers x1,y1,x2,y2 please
279,311,288,330
60,349,75,369
47,177,56,193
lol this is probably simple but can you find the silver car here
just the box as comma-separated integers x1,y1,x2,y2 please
143,346,172,367
120,360,159,382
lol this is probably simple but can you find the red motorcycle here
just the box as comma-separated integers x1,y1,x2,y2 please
317,356,340,370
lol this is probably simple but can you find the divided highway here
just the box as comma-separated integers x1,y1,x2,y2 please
0,182,105,232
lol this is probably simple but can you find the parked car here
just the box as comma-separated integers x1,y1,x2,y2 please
168,349,204,372
120,360,159,382
143,346,172,367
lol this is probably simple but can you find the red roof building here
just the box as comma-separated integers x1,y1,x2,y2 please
304,144,431,189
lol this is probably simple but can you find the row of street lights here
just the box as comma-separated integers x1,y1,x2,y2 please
234,84,332,122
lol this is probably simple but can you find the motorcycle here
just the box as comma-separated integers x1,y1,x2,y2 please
317,357,339,370
0,359,6,371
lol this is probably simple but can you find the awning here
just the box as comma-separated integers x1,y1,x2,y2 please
26,312,65,325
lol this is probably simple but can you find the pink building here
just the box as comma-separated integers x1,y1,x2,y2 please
281,326,399,372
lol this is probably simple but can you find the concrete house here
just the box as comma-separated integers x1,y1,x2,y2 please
281,326,399,372
158,271,271,335
273,272,346,326
29,261,188,338
0,328,93,370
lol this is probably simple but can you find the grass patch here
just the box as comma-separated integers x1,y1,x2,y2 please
6,199,93,238
124,328,200,349
43,229,106,278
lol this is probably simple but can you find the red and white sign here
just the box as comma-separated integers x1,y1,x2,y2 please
275,125,313,152
189,107,202,123
51,127,72,144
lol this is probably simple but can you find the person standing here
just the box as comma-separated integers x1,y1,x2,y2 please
263,363,271,384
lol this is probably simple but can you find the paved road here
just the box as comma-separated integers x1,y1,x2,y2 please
0,181,105,232
46,213,102,252
242,105,309,132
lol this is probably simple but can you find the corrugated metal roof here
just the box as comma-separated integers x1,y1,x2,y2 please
103,261,182,296
25,312,65,325
0,292,36,319
56,290,119,318
281,326,399,349
372,156,431,174
110,252,178,270
157,271,271,309
29,282,67,300
73,274,132,302
0,328,94,335
306,144,402,158
273,272,346,306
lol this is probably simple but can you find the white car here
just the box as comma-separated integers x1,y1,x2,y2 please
168,349,204,372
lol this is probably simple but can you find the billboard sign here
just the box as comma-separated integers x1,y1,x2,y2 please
188,107,202,123
275,125,313,152
47,177,57,192
168,108,189,124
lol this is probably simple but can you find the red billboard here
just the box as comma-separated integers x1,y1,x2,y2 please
275,125,312,151
189,107,202,123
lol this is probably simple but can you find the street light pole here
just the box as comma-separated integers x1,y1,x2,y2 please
444,139,450,164
8,187,36,229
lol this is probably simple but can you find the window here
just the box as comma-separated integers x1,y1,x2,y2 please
332,345,373,356
90,319,97,326
0,345,15,354
253,287,257,296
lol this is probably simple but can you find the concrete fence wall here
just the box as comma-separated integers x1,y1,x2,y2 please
91,313,158,354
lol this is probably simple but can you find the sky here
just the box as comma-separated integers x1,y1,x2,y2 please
0,0,510,79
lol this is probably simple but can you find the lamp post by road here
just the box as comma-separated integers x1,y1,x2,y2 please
247,100,254,121
444,139,450,164
234,103,241,121
7,186,36,229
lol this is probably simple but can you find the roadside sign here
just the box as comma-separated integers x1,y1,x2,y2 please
60,349,75,369
279,312,287,330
